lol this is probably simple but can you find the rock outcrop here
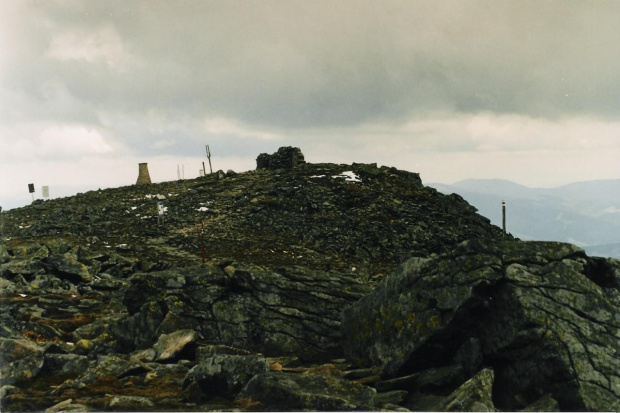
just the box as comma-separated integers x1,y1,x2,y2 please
1,148,618,411
342,239,620,411
123,264,371,361
256,146,306,170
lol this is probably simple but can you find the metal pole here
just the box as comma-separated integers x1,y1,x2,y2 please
206,145,213,174
202,161,206,176
502,201,506,240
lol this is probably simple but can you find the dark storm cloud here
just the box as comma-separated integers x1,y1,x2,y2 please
5,0,620,136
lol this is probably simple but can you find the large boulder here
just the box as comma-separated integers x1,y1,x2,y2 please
342,240,620,411
124,264,371,361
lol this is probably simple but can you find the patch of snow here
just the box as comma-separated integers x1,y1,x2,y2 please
131,206,137,210
19,294,27,297
333,171,362,183
310,175,326,179
197,207,209,212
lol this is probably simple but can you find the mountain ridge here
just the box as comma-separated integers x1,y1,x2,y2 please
430,178,620,257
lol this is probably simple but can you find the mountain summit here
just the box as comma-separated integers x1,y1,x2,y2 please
1,148,619,411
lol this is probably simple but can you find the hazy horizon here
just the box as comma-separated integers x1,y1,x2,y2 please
2,1,619,209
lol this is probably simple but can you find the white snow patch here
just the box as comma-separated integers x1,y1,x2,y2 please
333,171,362,183
310,175,326,179
197,207,209,212
19,294,27,297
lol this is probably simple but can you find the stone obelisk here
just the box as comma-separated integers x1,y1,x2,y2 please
136,163,152,185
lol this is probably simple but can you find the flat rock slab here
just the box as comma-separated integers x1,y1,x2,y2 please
237,371,378,411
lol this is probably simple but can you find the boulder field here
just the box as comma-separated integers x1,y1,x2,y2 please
1,148,618,411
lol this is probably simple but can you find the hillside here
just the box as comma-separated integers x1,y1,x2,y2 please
1,154,506,279
430,178,620,257
1,148,619,412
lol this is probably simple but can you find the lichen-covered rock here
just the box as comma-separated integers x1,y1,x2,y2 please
75,354,147,385
47,252,93,283
184,355,270,399
342,239,620,411
432,368,495,411
237,371,378,411
125,264,371,361
0,338,45,385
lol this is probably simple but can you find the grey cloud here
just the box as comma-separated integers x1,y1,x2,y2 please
4,0,620,138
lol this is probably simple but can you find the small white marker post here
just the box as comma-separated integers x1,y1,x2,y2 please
156,194,166,226
28,183,35,202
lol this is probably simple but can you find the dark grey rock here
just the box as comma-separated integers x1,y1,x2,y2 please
237,371,377,411
342,239,620,411
184,354,270,399
126,265,371,362
432,368,495,412
47,253,92,283
42,353,91,378
0,338,45,385
256,146,306,170
520,393,560,412
76,354,147,385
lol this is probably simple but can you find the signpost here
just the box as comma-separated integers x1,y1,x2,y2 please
28,184,35,201
42,186,50,198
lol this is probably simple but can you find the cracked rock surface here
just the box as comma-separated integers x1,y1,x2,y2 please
1,148,617,411
342,239,620,411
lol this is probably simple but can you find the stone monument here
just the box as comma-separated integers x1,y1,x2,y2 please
136,163,152,185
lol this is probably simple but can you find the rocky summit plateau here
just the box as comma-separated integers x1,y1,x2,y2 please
1,147,619,412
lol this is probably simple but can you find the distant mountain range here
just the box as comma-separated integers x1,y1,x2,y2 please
429,179,620,259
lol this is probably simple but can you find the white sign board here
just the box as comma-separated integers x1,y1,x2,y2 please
42,186,49,198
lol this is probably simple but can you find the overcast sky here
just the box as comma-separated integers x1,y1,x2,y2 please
1,0,619,209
